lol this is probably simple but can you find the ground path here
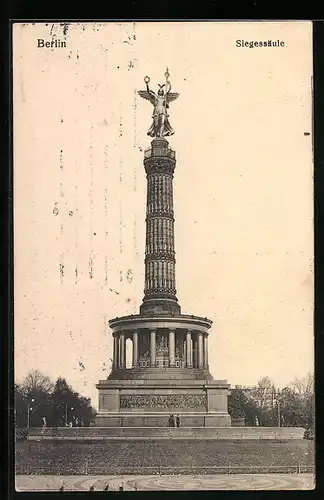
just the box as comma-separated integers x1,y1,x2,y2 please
16,473,315,491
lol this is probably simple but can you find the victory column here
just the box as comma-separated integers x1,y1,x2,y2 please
95,69,231,427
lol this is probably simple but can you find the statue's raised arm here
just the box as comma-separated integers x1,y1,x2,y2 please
165,68,179,109
137,76,157,106
138,69,179,138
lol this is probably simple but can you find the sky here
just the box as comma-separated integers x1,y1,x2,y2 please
13,21,313,409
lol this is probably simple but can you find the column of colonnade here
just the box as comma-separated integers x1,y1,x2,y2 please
112,330,209,369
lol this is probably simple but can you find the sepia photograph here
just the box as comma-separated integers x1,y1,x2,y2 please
13,21,314,491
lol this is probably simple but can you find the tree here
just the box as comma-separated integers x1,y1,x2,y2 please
20,369,54,397
289,373,315,430
228,386,259,425
291,373,314,396
14,383,28,428
50,377,96,427
228,386,253,420
15,370,53,428
243,397,260,426
278,387,304,427
228,388,248,419
15,371,96,428
228,373,315,429
249,376,275,426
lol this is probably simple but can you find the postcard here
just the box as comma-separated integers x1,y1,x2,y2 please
13,21,314,491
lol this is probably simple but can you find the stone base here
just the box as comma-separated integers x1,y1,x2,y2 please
26,426,306,440
140,297,181,316
95,376,231,427
94,412,231,428
232,417,246,427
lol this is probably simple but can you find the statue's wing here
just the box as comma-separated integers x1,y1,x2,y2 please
137,90,155,105
166,92,179,103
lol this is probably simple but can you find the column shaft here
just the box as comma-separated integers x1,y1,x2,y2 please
186,331,192,368
198,332,204,369
169,330,175,367
117,334,121,367
113,335,118,369
132,331,138,367
150,330,156,367
204,335,208,368
182,338,186,367
193,336,198,368
119,333,125,368
140,141,181,317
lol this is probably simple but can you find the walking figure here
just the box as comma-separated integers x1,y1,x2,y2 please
176,414,180,428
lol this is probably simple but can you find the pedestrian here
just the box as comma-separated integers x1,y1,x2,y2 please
41,416,47,434
59,480,64,492
176,414,180,428
168,414,173,427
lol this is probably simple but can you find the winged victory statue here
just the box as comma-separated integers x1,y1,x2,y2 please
138,68,179,138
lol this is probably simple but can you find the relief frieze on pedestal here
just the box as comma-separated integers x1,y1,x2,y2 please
120,394,207,410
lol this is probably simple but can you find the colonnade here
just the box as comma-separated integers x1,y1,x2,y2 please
112,329,209,370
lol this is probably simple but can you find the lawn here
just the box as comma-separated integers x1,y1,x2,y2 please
16,439,315,475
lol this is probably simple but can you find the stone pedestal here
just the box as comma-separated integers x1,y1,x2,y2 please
95,377,231,427
95,314,231,428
